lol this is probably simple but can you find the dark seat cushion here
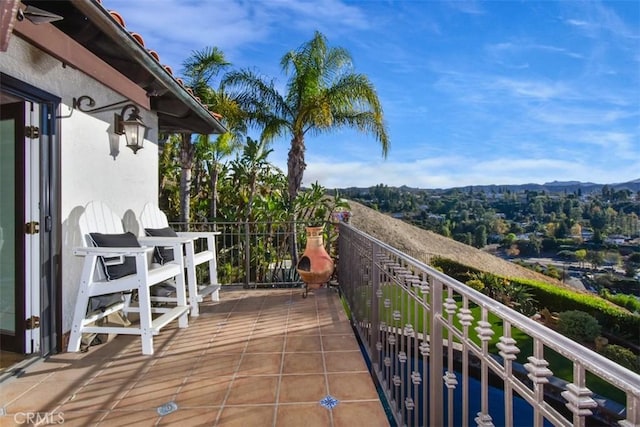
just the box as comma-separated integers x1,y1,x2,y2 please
89,232,141,280
145,227,179,264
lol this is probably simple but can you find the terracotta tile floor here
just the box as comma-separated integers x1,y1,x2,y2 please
0,288,390,426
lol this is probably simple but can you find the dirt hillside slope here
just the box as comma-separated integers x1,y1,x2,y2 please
347,200,563,285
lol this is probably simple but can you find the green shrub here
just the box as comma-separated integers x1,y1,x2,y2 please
557,310,601,342
431,257,480,282
465,278,485,292
605,293,640,313
430,257,640,345
600,344,640,373
521,277,640,343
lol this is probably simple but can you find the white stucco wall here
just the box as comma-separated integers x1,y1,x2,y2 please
1,36,160,333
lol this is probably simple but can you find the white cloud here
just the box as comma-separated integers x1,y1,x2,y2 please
302,154,639,189
532,106,632,126
492,78,567,100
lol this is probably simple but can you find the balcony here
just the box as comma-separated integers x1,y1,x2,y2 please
1,222,638,426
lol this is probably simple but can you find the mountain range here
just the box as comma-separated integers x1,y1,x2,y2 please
338,179,640,195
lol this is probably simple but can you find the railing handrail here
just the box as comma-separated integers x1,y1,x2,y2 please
340,223,640,393
338,221,640,427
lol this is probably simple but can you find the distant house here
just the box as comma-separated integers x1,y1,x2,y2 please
581,230,594,241
1,1,225,359
605,235,627,245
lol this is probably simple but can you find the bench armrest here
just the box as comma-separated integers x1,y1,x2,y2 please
73,246,153,257
176,231,221,239
137,236,192,246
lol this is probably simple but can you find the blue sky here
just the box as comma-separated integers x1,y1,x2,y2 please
103,0,639,189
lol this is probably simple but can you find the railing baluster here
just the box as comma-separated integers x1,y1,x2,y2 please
430,276,444,427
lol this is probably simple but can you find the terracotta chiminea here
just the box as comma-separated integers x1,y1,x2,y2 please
297,226,334,292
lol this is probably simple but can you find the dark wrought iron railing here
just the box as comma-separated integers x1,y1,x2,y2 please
169,220,339,288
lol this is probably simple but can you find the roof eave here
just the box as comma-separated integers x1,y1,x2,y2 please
72,0,227,135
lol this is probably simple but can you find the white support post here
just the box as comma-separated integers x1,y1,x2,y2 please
171,241,189,328
207,234,219,301
135,252,155,355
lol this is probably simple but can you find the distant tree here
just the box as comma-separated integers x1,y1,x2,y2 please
570,223,582,242
624,253,640,277
587,250,605,270
503,233,517,246
529,199,545,218
557,250,576,262
554,221,569,239
575,249,587,268
544,222,556,238
439,224,452,238
528,234,542,256
490,217,509,235
590,206,607,233
604,252,622,269
454,232,473,246
473,225,487,248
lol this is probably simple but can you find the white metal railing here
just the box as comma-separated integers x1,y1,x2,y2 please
337,223,640,427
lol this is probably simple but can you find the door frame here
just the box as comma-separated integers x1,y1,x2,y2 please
1,72,61,357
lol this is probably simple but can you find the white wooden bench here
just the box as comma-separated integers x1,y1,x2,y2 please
67,201,190,355
138,203,221,317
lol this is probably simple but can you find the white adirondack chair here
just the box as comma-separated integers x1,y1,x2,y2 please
68,201,190,355
138,203,221,317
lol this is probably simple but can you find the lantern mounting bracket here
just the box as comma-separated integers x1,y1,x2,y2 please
71,96,149,154
72,96,133,114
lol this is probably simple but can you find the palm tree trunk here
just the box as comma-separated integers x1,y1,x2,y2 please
179,133,195,225
209,163,219,222
287,135,306,203
287,135,306,266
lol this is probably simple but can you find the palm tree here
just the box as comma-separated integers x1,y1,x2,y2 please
201,89,247,221
223,31,389,264
177,47,232,223
158,134,182,220
223,30,390,207
229,137,274,221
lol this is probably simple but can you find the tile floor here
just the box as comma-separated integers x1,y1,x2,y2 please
0,288,390,426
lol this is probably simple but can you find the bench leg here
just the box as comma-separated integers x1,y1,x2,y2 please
207,236,219,302
184,241,200,317
136,285,155,355
68,285,91,352
135,255,156,355
68,257,98,352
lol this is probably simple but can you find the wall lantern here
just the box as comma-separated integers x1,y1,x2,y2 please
115,105,149,154
72,96,149,154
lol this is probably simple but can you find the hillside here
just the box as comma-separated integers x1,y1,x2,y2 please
347,200,564,285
